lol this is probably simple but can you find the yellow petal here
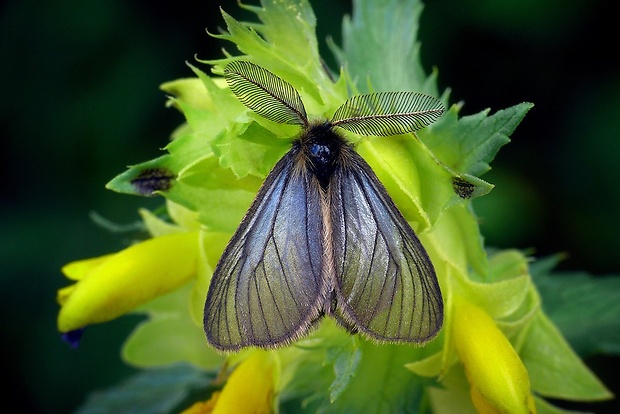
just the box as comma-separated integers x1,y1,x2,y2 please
61,254,116,281
56,285,77,306
453,297,536,414
212,352,275,414
180,392,220,414
57,231,199,332
470,384,502,414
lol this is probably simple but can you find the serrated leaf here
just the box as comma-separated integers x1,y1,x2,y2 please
209,2,341,109
425,103,533,177
340,0,435,94
210,121,291,179
74,364,212,414
244,0,319,67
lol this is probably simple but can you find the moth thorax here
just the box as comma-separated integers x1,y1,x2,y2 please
302,122,345,188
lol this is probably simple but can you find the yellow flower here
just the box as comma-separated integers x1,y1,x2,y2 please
179,393,219,414
452,296,536,414
57,231,200,333
181,352,276,414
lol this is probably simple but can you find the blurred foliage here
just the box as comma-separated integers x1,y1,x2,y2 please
0,0,617,413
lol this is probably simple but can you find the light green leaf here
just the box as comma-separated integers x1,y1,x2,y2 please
356,134,454,232
427,368,477,414
164,67,235,150
123,283,223,371
167,154,262,232
188,231,231,326
208,2,343,111
211,121,290,179
405,350,443,378
421,203,487,278
105,154,176,196
138,207,185,237
241,0,319,69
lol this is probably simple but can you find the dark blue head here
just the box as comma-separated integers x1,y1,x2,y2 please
298,122,348,188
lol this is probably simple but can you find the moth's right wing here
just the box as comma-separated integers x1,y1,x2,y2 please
329,150,443,343
204,149,326,351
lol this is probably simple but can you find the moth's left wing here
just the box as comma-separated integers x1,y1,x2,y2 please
329,149,443,343
204,149,326,351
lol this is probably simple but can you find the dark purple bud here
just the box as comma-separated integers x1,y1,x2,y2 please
61,328,85,348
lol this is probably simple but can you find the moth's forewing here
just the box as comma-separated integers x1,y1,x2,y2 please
204,147,327,351
329,148,443,343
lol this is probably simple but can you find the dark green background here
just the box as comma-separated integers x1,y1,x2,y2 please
1,0,618,412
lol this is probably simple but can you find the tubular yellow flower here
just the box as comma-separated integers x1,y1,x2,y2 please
57,231,200,333
211,352,275,414
452,296,536,414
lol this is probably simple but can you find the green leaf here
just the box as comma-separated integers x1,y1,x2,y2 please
211,121,290,179
421,203,488,279
74,364,212,414
533,266,620,356
138,207,188,237
209,1,345,110
337,0,527,210
520,311,612,401
356,134,455,231
534,396,590,414
339,0,437,95
167,154,263,232
106,155,176,196
325,337,362,402
426,368,476,414
240,0,319,69
323,340,430,413
123,283,223,371
425,102,533,177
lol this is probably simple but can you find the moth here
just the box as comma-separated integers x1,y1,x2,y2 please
204,61,444,351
